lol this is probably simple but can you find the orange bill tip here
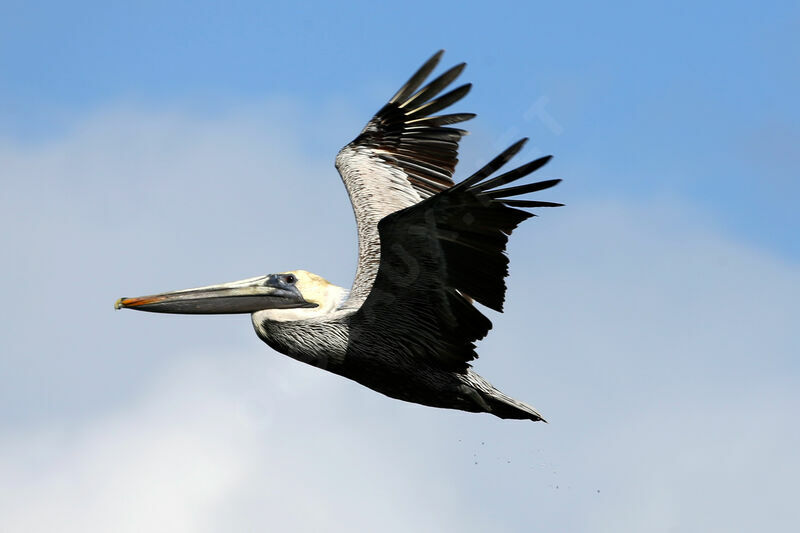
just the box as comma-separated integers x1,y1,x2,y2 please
115,296,164,310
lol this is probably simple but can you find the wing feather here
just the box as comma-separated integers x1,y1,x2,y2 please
336,51,473,306
349,141,562,371
400,63,466,110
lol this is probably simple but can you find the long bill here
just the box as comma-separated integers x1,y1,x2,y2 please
115,275,316,314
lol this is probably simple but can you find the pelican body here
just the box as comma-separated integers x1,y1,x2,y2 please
116,51,562,421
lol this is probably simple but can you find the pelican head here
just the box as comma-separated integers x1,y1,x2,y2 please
115,269,345,317
253,270,347,322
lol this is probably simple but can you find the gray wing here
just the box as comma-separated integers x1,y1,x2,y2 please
336,50,474,307
348,139,562,372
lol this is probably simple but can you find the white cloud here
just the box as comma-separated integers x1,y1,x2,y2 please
0,106,798,532
0,352,480,533
0,355,260,533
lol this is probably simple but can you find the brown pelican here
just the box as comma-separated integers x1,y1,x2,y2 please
116,51,562,421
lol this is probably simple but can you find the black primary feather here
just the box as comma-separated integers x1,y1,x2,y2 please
346,50,475,197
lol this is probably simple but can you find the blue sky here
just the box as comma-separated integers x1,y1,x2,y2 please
1,2,798,532
2,1,798,257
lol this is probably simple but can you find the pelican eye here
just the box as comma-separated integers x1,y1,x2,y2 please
284,274,297,284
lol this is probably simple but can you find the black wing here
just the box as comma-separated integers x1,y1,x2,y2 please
349,139,562,372
337,49,474,198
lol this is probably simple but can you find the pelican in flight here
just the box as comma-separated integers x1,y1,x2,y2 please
116,51,562,421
